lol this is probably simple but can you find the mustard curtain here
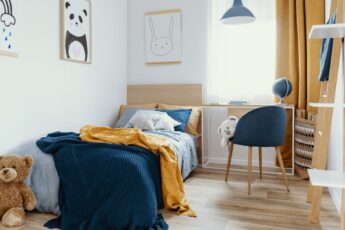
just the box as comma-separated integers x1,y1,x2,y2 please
276,0,325,166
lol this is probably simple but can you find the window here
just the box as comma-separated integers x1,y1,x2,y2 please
207,0,276,103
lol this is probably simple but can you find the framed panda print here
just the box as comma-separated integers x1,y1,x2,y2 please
61,0,91,64
0,0,18,57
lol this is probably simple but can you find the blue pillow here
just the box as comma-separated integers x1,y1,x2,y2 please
157,109,192,132
115,108,155,128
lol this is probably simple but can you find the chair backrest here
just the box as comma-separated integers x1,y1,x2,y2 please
232,106,287,147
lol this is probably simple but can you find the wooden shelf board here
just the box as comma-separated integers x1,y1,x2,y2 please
309,23,345,39
309,102,345,108
308,169,345,188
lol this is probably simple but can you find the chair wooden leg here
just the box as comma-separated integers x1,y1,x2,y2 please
310,187,323,223
275,147,290,192
258,147,263,179
248,146,253,195
225,143,234,182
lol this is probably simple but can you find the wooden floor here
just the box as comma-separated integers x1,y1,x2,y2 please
0,168,340,230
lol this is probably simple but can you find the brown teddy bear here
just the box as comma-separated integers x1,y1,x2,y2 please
0,155,37,227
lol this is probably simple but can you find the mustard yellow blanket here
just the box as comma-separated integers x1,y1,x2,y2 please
80,125,196,217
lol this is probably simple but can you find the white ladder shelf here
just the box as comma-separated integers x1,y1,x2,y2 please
308,20,345,229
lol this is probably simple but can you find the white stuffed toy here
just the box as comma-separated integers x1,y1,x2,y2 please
218,116,239,148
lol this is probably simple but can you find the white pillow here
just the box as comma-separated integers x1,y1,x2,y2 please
155,114,175,131
126,110,180,131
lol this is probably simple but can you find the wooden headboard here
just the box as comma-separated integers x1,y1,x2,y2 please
127,84,203,106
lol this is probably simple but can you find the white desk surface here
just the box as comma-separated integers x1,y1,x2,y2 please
203,104,295,109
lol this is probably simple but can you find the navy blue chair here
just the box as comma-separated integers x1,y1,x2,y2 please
225,106,290,195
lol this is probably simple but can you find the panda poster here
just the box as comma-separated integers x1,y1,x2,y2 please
61,0,91,64
0,0,17,57
145,10,182,64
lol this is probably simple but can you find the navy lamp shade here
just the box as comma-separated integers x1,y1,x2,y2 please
221,0,256,25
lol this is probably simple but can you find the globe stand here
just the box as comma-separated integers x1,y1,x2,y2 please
278,97,286,104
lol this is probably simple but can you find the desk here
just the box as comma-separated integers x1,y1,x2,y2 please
202,104,295,176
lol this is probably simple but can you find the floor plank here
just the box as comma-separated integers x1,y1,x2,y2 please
0,168,340,230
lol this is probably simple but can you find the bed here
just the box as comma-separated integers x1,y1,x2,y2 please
15,84,203,230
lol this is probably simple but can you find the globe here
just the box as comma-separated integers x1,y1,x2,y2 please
273,77,292,103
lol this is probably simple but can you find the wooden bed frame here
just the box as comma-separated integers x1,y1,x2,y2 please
127,84,203,163
127,84,203,106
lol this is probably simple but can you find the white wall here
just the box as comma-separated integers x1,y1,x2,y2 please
325,0,342,214
0,0,127,153
127,0,208,85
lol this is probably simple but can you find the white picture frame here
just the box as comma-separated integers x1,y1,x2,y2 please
0,0,18,57
145,9,182,64
61,0,92,64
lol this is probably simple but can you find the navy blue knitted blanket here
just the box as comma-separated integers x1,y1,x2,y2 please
36,132,168,230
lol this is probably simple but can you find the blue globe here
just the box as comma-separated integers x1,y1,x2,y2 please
273,77,292,103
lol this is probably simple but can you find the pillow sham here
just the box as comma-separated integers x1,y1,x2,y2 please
115,107,155,128
118,104,158,117
127,110,181,131
157,109,192,132
157,104,202,135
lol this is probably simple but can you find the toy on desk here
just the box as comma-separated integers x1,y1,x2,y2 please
218,116,239,148
228,100,248,105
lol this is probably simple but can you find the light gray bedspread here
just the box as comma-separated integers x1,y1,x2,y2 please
146,130,198,180
14,130,198,214
16,144,60,215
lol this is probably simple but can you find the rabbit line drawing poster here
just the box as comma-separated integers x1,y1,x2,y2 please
0,0,17,56
61,0,91,64
145,10,182,64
